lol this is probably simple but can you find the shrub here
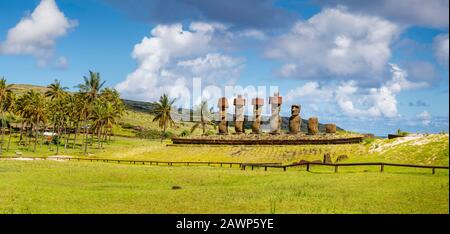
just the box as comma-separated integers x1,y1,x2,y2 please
363,137,375,145
119,122,135,129
162,131,174,139
179,130,190,137
135,129,161,139
204,130,215,136
52,135,60,145
396,129,410,136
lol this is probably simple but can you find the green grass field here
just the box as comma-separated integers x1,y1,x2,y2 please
0,121,448,213
0,160,447,214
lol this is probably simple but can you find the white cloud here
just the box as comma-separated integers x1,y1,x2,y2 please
0,0,77,67
285,81,333,103
285,64,427,118
318,0,449,29
265,8,400,83
433,33,449,68
54,56,69,69
417,111,432,126
115,23,245,103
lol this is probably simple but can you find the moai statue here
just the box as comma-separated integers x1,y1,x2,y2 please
325,124,337,134
251,98,264,134
233,95,246,134
308,117,319,135
217,97,229,135
289,104,301,134
269,92,283,134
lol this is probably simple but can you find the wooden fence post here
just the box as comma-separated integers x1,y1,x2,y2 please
283,166,286,171
265,166,267,171
334,165,338,173
381,164,384,172
432,168,435,174
306,163,310,172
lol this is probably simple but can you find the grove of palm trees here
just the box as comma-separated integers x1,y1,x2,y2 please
0,71,128,156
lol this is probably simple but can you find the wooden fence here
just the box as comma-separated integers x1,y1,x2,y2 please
241,161,449,174
0,156,280,169
1,156,448,174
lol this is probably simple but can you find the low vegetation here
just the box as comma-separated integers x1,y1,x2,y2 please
0,160,447,214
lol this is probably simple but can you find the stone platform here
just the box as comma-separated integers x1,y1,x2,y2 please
171,133,363,145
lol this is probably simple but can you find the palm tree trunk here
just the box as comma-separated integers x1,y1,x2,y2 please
19,120,24,144
56,125,60,156
7,124,12,151
73,122,79,149
0,111,4,154
64,126,69,152
97,126,101,149
84,116,89,155
34,119,39,152
161,122,167,143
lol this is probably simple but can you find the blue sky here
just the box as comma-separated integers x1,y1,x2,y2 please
0,0,448,135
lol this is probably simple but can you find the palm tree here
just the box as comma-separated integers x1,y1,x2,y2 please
76,71,105,154
4,93,16,151
0,78,14,155
150,94,176,142
45,79,68,155
91,100,118,149
190,100,216,135
18,90,47,152
71,92,86,149
100,88,126,142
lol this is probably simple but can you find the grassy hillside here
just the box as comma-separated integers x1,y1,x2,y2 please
9,84,49,95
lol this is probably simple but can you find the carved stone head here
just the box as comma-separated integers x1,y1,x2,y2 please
291,105,300,116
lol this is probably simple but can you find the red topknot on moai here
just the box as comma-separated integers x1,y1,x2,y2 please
233,95,246,134
269,92,282,134
251,97,264,134
217,97,229,135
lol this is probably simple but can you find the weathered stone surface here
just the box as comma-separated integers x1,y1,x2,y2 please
218,97,229,134
335,155,348,163
251,98,264,134
218,97,229,108
269,92,282,134
234,95,246,134
308,117,319,134
323,153,332,164
289,104,301,134
325,123,337,133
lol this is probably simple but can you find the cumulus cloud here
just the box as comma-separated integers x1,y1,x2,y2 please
265,8,400,84
115,23,245,103
285,64,427,118
0,0,77,67
417,111,432,126
316,0,449,28
54,56,69,70
433,33,449,68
